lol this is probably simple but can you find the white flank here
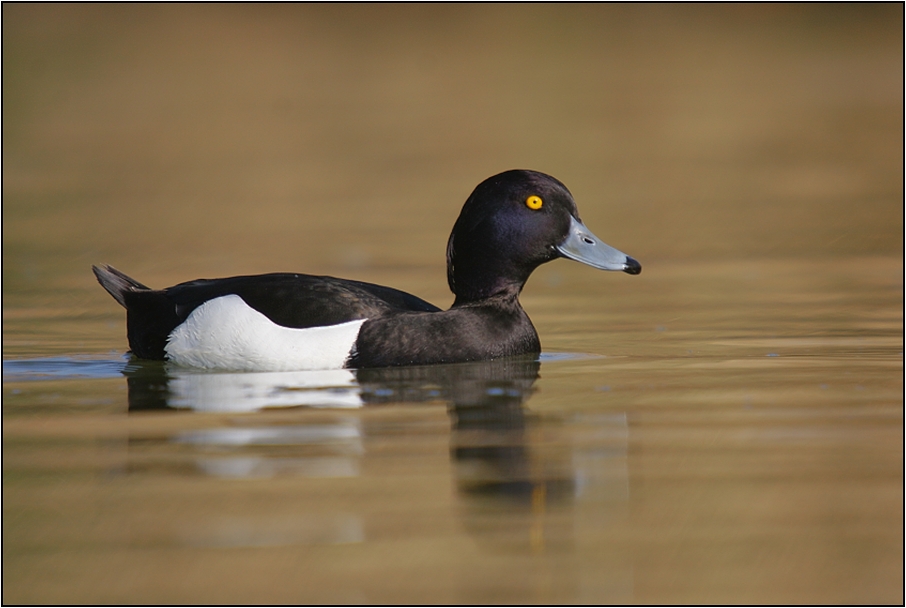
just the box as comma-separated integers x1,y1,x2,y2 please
165,295,366,371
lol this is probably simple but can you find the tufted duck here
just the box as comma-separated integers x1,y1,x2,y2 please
93,169,640,371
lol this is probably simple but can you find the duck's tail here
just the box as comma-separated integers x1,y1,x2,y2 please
92,264,151,308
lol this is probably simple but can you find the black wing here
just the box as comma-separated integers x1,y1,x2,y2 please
165,273,441,328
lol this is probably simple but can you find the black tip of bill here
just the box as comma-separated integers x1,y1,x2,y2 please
623,257,642,275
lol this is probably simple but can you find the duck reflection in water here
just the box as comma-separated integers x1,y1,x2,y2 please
356,356,576,518
360,356,583,553
123,355,627,553
124,353,542,412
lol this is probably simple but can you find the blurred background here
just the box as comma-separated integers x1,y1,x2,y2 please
3,4,902,300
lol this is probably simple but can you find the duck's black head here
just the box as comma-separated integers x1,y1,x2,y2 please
447,169,640,305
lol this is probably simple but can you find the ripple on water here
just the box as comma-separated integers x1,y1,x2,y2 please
2,354,128,382
3,351,599,384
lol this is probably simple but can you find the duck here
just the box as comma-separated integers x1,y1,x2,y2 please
93,169,641,371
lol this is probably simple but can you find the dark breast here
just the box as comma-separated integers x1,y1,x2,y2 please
348,296,540,368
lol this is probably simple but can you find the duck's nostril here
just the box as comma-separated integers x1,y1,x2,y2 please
583,237,594,245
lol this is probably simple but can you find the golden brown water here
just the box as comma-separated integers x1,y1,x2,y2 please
3,5,903,604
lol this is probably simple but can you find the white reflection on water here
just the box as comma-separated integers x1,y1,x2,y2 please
173,420,364,480
174,422,363,447
195,456,359,479
167,368,363,411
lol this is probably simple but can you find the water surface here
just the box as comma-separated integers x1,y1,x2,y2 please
4,257,901,604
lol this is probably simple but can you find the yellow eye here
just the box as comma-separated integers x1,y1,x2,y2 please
525,195,543,210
